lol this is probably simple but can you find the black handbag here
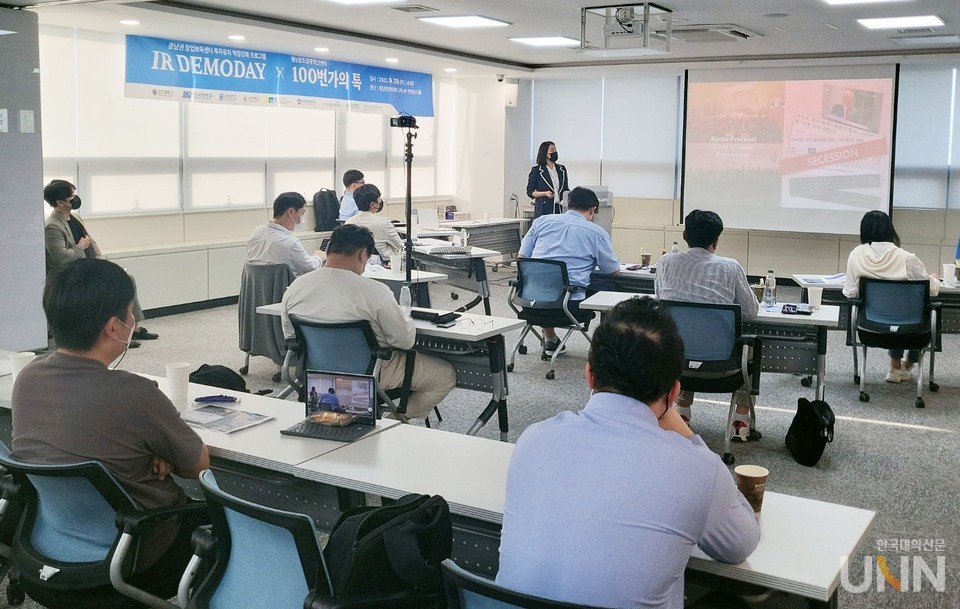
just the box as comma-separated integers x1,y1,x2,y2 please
785,398,835,467
323,494,452,596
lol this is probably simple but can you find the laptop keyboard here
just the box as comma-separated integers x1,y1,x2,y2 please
280,420,373,442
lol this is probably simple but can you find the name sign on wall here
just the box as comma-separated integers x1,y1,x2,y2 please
125,35,433,116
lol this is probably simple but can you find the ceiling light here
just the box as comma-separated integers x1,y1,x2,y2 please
509,36,580,48
858,15,944,29
0,30,16,36
444,68,457,73
823,0,911,4
118,19,140,26
385,57,400,64
314,47,330,53
418,15,510,28
326,0,404,5
228,34,246,41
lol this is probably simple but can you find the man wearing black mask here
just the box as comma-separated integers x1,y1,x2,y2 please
43,179,158,345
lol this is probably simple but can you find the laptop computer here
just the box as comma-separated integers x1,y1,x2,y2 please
280,370,378,442
412,207,441,229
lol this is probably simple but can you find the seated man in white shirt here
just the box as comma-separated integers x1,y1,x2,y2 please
497,297,759,609
337,169,365,221
281,224,456,419
246,192,321,277
345,184,403,261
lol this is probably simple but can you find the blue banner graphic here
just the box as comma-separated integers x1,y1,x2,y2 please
125,35,433,117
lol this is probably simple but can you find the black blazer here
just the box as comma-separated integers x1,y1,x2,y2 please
526,164,569,218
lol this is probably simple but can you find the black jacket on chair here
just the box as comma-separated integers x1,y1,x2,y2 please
526,163,569,219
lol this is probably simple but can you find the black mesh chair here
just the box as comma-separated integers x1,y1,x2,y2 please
180,470,441,609
0,442,207,609
238,262,294,382
661,301,762,465
441,559,606,609
849,278,940,408
281,316,441,424
507,258,594,380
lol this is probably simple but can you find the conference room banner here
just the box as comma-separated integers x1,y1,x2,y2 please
124,35,433,117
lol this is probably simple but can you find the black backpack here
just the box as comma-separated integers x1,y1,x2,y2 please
785,398,835,467
323,494,452,597
189,364,248,393
313,188,340,232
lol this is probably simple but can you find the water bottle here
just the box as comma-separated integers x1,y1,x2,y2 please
399,284,412,317
461,229,468,247
671,241,679,254
763,270,777,307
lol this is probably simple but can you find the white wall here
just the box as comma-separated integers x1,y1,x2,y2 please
450,78,508,218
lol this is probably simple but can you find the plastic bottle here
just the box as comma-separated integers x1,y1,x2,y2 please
399,284,412,317
671,241,679,254
461,228,469,247
763,270,777,307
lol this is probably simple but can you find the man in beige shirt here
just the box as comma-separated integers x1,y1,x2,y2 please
345,184,403,262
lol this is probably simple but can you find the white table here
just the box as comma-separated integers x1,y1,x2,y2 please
294,422,875,606
580,292,841,401
441,218,525,270
257,304,525,440
411,243,502,315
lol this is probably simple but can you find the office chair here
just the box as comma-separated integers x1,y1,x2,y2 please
506,258,594,380
441,559,607,609
180,470,442,609
281,316,441,425
238,262,294,382
661,301,762,465
849,278,940,408
0,442,207,609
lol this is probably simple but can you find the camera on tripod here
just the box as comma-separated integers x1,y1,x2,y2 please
390,114,418,129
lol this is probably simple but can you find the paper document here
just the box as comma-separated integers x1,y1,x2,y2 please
182,405,273,434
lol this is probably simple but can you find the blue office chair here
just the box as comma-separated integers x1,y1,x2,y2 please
849,278,940,408
441,559,606,609
661,301,763,466
281,316,441,424
238,262,294,382
180,470,442,609
507,258,594,380
0,442,207,609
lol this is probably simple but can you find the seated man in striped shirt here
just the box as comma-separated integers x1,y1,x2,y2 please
654,209,758,441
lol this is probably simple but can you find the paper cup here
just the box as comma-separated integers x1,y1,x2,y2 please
807,286,823,309
943,264,956,287
165,362,191,403
390,254,403,272
752,285,764,301
641,253,652,267
9,352,36,381
482,212,491,223
734,465,769,516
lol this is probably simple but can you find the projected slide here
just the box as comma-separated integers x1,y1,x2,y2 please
683,69,895,235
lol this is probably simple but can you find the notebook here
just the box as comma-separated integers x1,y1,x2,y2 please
280,370,378,442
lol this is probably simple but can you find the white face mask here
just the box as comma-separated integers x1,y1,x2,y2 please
110,318,136,369
294,209,305,232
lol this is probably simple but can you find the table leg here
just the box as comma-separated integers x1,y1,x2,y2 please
474,259,492,315
816,326,827,401
466,335,510,442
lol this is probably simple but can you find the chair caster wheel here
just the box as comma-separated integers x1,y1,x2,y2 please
800,376,812,388
451,292,459,300
859,392,869,402
541,353,550,361
748,430,762,441
239,366,249,375
545,371,555,380
7,580,24,605
929,382,940,392
853,375,860,384
722,453,735,465
492,265,499,272
506,364,514,372
272,372,282,383
518,345,528,355
916,398,925,409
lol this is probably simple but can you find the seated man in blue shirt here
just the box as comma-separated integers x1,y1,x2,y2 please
518,186,620,355
497,297,760,609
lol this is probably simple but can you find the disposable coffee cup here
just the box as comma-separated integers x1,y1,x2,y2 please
942,264,956,287
752,285,764,301
165,362,191,403
9,352,36,381
641,253,652,267
734,465,769,516
807,286,823,309
482,212,491,223
390,254,403,272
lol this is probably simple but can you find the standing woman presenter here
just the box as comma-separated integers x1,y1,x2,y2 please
526,141,570,219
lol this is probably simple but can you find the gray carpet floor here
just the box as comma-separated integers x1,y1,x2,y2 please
4,272,957,608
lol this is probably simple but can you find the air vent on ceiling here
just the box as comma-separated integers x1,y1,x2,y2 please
890,34,960,46
390,4,437,13
662,23,761,43
897,27,936,34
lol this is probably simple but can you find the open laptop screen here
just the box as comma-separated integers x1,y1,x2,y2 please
304,370,378,425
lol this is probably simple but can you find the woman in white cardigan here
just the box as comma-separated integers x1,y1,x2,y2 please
843,210,939,383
